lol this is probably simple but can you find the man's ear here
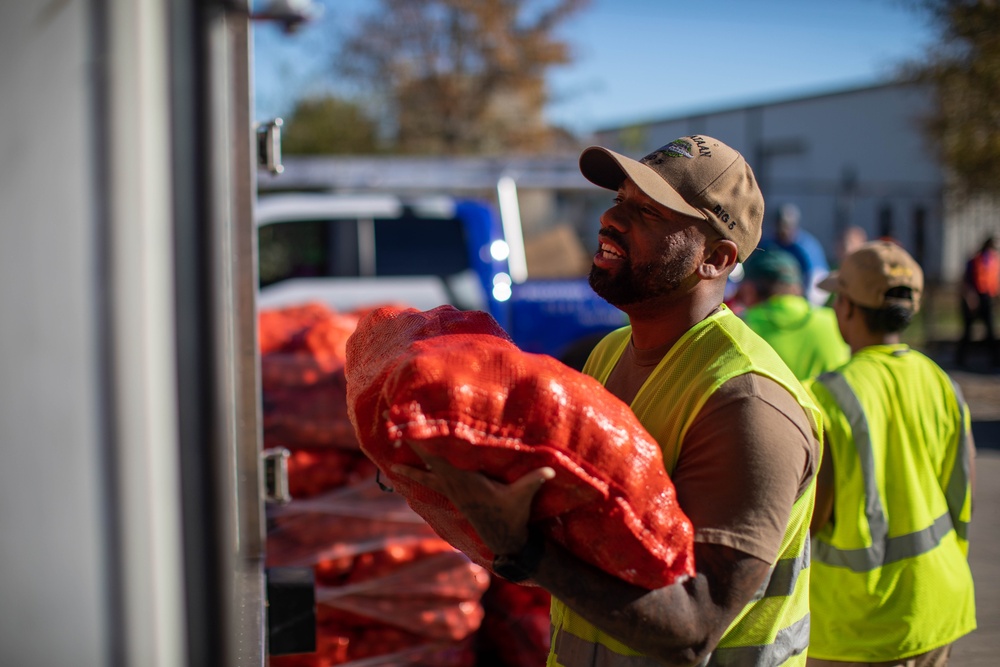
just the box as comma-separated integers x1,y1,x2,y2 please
698,239,739,279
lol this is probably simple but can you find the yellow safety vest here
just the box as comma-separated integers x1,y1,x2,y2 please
807,345,976,662
547,306,822,667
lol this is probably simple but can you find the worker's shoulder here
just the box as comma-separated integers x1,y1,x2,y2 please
710,373,813,431
697,374,818,477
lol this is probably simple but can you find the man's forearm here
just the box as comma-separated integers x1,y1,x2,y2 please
529,539,725,667
388,449,763,664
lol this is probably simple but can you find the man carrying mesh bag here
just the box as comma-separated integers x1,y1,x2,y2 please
350,135,822,667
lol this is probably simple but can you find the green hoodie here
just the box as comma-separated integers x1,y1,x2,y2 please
742,294,849,381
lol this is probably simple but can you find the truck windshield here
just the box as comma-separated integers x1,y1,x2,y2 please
258,215,470,288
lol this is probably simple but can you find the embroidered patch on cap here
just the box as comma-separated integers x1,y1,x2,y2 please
643,139,694,166
661,140,694,159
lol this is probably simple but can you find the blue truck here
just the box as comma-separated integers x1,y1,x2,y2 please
255,189,626,368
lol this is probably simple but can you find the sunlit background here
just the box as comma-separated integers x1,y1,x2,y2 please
253,0,936,136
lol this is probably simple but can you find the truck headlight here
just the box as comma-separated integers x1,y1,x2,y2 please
490,240,510,262
492,272,512,302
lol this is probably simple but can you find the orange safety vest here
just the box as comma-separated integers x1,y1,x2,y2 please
971,249,1000,297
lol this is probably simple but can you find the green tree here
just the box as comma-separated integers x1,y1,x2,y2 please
336,0,589,155
903,0,1000,196
280,96,381,155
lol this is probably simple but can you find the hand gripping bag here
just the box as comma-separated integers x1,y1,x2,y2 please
345,305,695,590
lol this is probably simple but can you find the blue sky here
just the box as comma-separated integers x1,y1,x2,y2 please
252,0,937,135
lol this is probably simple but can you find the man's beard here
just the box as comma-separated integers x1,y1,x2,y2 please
589,254,691,307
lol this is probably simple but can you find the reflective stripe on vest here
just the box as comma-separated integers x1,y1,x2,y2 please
708,614,810,667
812,372,970,572
553,614,810,667
750,540,809,603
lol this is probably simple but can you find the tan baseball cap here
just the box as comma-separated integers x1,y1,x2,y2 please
818,240,923,313
579,135,765,262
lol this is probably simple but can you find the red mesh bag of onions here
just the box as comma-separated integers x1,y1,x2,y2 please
345,305,694,590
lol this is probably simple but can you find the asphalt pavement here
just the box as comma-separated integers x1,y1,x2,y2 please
951,447,999,664
928,346,1000,663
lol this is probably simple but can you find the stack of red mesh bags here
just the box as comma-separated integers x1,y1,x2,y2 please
260,303,364,453
260,302,491,667
345,305,695,592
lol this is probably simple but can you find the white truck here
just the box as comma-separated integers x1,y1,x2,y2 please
255,187,626,368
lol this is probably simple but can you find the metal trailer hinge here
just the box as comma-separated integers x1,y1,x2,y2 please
261,447,292,504
255,118,284,176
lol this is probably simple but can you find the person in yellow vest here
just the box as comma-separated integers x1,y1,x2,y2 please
738,248,849,381
806,241,977,667
394,135,822,666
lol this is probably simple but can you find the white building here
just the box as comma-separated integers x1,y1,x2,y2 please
592,80,999,284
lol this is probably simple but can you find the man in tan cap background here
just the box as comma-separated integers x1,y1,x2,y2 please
395,135,822,666
807,241,977,667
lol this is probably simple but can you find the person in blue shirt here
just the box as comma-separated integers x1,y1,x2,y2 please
759,203,830,307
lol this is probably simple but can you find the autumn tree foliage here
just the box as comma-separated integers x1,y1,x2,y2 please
903,0,1000,196
335,0,589,155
